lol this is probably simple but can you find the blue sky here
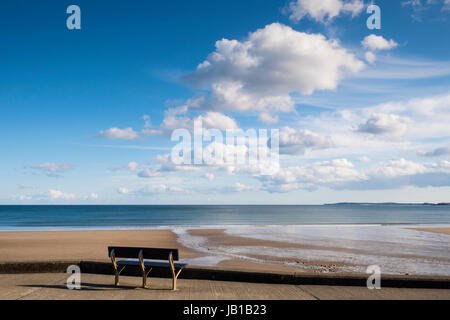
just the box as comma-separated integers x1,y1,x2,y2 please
1,0,450,204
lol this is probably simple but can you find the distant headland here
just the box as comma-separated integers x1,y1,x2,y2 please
325,202,450,206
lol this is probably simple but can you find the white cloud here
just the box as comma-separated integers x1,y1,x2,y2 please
197,112,239,131
161,108,239,132
293,92,450,160
258,112,279,124
137,168,161,178
288,0,364,23
362,93,450,139
184,23,364,119
371,158,428,178
357,113,412,137
362,35,398,51
31,163,72,173
118,187,131,195
257,157,450,193
235,182,252,192
89,193,99,200
48,189,76,200
98,127,140,140
365,51,376,64
260,158,367,192
278,127,335,155
10,194,32,201
157,154,202,172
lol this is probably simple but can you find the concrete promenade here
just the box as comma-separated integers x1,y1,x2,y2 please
1,273,449,300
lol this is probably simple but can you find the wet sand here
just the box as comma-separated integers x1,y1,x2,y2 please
183,227,450,275
187,229,352,273
410,227,450,235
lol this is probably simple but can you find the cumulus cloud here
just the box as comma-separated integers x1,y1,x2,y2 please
362,35,398,51
371,158,428,177
99,116,165,141
161,108,239,132
362,93,450,139
260,158,366,193
288,0,365,23
357,113,412,137
197,112,239,131
258,157,450,193
98,127,140,140
184,23,364,119
258,112,279,124
277,127,335,155
141,91,450,195
291,92,450,162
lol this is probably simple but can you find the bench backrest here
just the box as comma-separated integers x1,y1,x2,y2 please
108,246,179,261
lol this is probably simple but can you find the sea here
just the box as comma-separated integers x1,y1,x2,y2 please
0,204,449,231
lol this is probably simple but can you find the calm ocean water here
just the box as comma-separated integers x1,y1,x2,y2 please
0,204,449,231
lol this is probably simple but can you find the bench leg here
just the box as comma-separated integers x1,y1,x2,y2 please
171,268,183,291
114,266,126,286
142,267,152,289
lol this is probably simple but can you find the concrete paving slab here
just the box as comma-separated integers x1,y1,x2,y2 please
300,284,450,300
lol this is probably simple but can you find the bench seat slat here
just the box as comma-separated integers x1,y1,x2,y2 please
117,259,187,269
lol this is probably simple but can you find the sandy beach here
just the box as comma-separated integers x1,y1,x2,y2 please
0,230,200,263
1,226,449,276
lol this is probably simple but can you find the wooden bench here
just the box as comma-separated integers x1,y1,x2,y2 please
108,246,187,290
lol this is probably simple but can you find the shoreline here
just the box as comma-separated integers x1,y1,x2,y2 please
1,222,450,233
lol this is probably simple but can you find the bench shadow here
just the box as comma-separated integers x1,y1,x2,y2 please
19,282,137,291
18,282,177,291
